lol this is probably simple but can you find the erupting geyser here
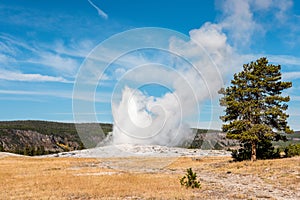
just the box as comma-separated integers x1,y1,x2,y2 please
112,86,191,146
73,27,233,149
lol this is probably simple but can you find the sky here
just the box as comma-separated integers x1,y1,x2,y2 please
0,0,300,131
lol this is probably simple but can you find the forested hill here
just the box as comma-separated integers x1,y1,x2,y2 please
0,120,113,136
0,120,112,155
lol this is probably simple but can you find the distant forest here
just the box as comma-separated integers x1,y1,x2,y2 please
0,120,113,137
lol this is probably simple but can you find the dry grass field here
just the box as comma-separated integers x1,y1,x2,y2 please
0,153,299,199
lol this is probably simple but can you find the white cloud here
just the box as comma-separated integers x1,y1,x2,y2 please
217,0,258,47
27,52,79,76
0,34,81,77
215,0,294,48
273,0,293,22
189,23,228,52
0,89,70,97
189,121,222,130
0,54,15,64
51,111,110,115
114,68,126,80
0,96,45,102
267,55,300,67
0,88,111,103
282,72,300,80
88,0,108,19
170,21,235,86
290,95,300,102
229,54,300,75
252,0,272,10
287,109,300,117
0,69,72,83
52,39,95,58
0,34,37,53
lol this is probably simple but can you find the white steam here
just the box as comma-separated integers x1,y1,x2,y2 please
112,86,189,146
110,22,234,146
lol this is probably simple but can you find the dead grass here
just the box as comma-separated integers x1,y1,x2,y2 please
0,156,198,199
0,154,299,199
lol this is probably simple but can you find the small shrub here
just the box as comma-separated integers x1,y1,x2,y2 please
284,144,300,157
180,168,201,189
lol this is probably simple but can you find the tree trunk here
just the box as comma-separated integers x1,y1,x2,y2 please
251,142,257,161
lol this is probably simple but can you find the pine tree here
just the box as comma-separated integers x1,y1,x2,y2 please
180,168,201,189
219,57,293,161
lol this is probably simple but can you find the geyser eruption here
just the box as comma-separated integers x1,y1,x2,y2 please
110,25,233,146
112,86,191,146
110,58,208,146
73,27,233,149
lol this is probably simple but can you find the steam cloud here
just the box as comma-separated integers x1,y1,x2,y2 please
111,22,233,146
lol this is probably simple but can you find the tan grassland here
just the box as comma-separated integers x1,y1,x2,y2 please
0,153,299,199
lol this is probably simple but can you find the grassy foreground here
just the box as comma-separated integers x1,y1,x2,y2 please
0,153,299,199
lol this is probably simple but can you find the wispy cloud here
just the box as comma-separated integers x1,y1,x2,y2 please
216,0,295,48
26,52,79,76
217,0,257,47
288,110,300,117
49,112,111,116
267,55,300,67
290,95,300,102
0,96,45,102
88,0,108,19
0,34,36,53
282,72,300,80
0,89,111,103
0,89,63,96
0,34,81,77
52,39,95,58
0,69,72,83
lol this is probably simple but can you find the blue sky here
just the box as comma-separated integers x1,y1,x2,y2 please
0,0,300,130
